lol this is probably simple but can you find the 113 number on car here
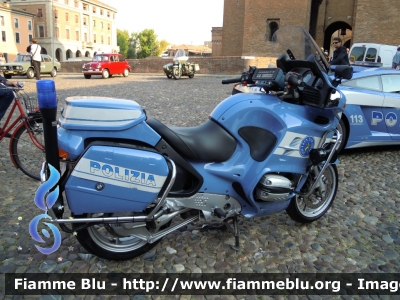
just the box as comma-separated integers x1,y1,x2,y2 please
350,114,363,124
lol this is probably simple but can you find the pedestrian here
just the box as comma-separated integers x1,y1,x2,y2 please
330,37,350,66
30,38,42,80
0,75,18,136
391,45,400,70
0,53,5,76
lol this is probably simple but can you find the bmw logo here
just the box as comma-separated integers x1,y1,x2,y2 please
95,182,105,191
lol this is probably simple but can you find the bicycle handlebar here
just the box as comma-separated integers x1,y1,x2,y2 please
0,82,24,90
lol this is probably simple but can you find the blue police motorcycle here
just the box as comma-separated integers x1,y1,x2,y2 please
43,26,352,260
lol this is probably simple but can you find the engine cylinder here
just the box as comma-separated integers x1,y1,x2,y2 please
255,174,292,202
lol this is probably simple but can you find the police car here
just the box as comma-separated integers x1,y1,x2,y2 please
336,68,400,152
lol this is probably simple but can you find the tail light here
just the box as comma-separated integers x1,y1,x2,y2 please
58,148,69,159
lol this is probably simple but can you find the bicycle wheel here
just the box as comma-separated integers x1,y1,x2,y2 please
11,120,45,180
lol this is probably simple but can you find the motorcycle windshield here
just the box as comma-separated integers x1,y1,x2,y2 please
174,49,187,59
271,26,330,73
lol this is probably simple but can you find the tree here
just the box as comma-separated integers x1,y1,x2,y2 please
118,28,169,59
117,29,129,57
126,33,139,59
153,39,169,57
136,29,158,59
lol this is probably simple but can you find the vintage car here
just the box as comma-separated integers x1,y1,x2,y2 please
82,53,131,79
0,54,61,79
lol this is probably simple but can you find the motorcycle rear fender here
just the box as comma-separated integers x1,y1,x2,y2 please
65,145,170,214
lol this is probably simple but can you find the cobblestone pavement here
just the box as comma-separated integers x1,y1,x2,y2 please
0,74,400,299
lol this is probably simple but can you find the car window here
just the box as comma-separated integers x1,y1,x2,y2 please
365,48,377,62
119,55,126,61
381,75,400,93
93,55,109,62
349,47,366,62
341,76,382,92
43,55,51,62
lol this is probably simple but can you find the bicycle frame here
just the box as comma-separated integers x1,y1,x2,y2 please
0,90,44,168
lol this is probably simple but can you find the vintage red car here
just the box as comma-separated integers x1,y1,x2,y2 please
82,53,131,79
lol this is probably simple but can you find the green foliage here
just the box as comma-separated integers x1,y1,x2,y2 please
154,40,169,57
117,28,169,59
136,29,158,59
127,33,138,59
117,29,129,57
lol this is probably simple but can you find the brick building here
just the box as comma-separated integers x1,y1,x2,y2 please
211,27,222,56
9,0,118,62
221,0,400,58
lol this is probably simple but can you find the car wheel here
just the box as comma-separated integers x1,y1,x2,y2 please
50,68,57,77
84,74,91,79
123,69,129,77
4,74,12,79
333,118,347,153
102,69,110,79
26,68,35,79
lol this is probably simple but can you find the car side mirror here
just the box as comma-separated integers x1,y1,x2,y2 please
334,65,353,80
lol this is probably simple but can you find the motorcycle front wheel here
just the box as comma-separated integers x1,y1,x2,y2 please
172,67,182,80
72,213,170,260
286,164,338,223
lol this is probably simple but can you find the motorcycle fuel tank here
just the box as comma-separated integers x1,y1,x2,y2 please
65,145,170,214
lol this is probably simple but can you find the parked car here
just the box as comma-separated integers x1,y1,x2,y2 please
82,53,130,79
335,68,400,152
349,43,397,68
0,54,61,79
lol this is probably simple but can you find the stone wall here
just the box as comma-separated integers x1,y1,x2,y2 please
60,56,278,75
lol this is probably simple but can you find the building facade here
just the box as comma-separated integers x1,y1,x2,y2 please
211,27,222,57
9,0,118,62
0,2,36,62
221,0,400,58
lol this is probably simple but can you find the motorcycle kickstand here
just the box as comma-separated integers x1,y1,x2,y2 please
224,215,240,251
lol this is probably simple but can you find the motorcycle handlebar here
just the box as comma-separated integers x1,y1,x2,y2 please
221,78,242,84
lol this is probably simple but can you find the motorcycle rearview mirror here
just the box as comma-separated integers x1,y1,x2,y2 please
334,65,353,80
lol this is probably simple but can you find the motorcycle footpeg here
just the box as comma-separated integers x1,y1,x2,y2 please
213,207,227,218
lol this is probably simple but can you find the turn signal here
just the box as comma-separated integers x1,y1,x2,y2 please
58,148,69,159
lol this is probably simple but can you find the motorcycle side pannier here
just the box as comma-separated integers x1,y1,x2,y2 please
65,145,170,215
191,64,200,72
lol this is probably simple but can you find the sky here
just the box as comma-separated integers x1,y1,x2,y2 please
98,0,224,46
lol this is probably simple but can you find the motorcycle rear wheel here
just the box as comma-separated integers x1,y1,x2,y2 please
286,164,338,223
72,213,170,260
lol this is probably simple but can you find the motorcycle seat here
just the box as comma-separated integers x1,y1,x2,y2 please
147,118,237,162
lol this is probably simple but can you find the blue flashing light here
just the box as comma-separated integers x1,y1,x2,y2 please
37,80,57,109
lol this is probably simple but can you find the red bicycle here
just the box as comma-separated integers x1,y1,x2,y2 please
0,83,44,180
